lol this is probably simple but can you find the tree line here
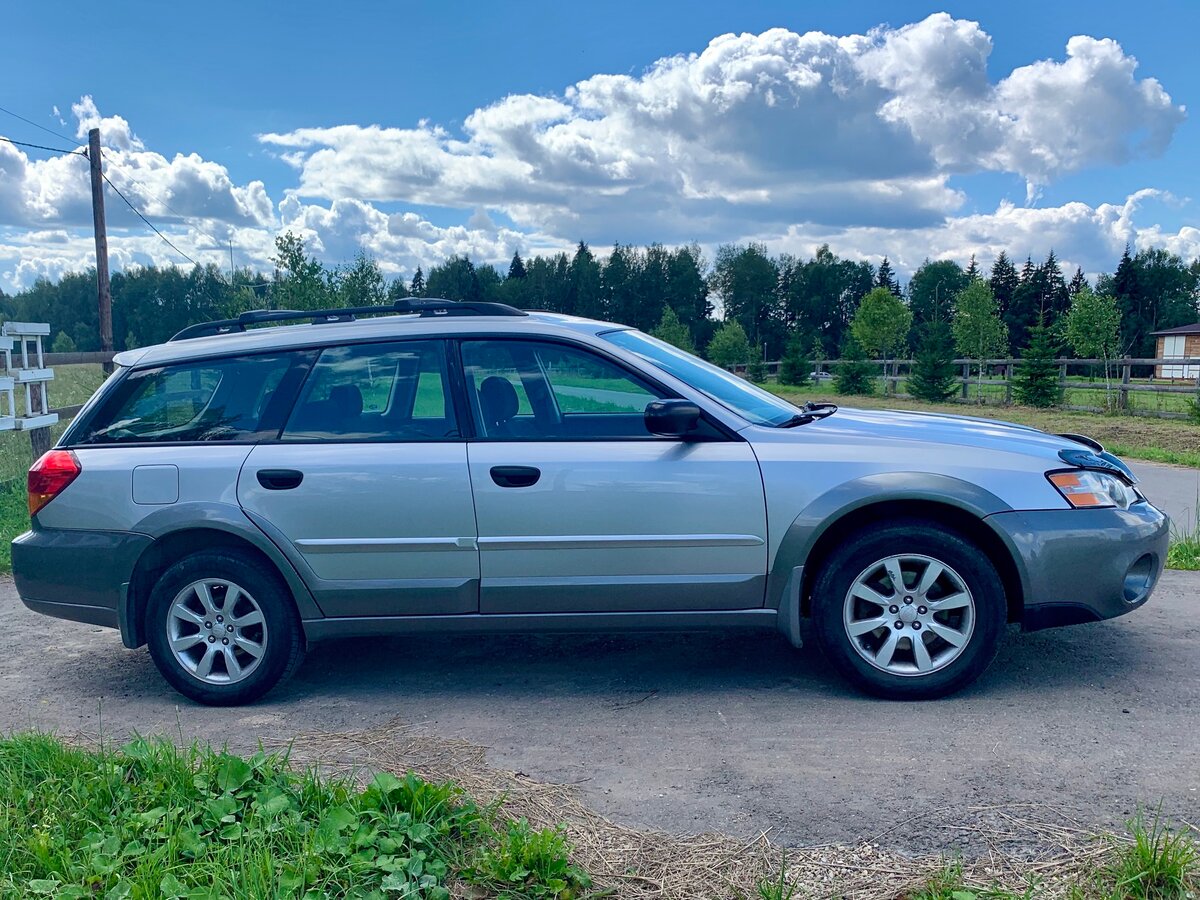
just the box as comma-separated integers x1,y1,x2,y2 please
2,234,1196,381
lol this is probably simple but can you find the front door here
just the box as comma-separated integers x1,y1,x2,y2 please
238,339,479,617
459,338,768,614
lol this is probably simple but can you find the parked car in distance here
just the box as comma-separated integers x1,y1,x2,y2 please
810,370,833,381
13,299,1168,705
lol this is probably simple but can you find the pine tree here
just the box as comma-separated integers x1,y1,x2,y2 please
777,335,811,386
1041,250,1069,323
907,320,958,403
988,251,1019,328
875,256,901,296
965,254,980,281
834,333,876,396
507,252,527,280
409,266,425,297
1068,266,1087,297
1012,314,1062,408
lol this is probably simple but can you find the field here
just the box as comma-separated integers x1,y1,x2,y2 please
768,382,1200,468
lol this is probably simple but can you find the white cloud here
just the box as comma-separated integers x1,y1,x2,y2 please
259,15,1184,241
0,97,273,232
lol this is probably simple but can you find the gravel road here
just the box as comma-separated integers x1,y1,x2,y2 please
3,566,1197,854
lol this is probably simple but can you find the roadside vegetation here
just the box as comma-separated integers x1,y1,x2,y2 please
768,383,1200,469
0,732,1196,900
0,733,590,900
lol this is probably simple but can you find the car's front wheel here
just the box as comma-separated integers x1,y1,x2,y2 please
810,520,1007,700
146,550,304,706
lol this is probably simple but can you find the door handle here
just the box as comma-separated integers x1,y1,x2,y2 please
257,468,304,490
490,465,541,488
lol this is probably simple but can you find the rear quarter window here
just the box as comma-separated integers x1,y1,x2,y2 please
75,351,314,445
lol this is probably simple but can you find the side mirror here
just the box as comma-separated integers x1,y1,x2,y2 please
644,399,701,437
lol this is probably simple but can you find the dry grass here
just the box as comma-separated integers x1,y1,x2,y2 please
263,719,1167,900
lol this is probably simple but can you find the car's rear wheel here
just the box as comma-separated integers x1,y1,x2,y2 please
146,550,304,705
810,520,1007,700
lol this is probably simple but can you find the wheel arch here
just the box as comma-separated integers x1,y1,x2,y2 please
122,506,320,649
769,474,1029,639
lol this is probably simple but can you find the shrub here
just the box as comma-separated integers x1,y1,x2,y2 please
1012,316,1063,408
833,334,876,396
908,320,958,403
777,337,811,387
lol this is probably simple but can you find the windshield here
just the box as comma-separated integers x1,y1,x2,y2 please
601,329,803,427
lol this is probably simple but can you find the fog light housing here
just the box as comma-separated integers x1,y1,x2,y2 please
1123,553,1156,604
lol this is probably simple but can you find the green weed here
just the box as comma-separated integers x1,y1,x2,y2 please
1102,809,1198,899
470,818,592,898
0,732,590,900
756,853,800,899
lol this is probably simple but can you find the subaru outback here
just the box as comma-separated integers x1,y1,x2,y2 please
12,299,1169,704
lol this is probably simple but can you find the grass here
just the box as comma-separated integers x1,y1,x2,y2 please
1166,530,1200,571
0,733,591,900
768,383,1200,469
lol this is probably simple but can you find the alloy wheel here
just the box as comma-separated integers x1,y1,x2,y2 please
166,578,268,685
841,554,975,677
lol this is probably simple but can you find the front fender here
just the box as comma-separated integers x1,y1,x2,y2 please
767,472,1024,639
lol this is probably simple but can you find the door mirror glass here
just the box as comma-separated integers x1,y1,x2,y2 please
644,399,701,437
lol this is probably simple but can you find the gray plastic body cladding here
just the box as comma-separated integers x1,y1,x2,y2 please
766,472,1015,617
302,608,779,641
986,501,1169,630
12,527,152,626
131,503,324,621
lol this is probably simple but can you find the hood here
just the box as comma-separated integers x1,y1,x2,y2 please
756,405,1090,463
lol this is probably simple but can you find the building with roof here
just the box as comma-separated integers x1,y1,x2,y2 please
1151,323,1200,378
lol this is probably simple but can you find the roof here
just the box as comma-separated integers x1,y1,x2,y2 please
1151,322,1200,336
114,309,623,369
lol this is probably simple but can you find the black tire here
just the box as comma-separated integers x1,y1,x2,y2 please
810,519,1006,700
146,550,305,706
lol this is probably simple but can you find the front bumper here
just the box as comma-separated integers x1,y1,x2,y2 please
986,500,1169,631
11,527,151,632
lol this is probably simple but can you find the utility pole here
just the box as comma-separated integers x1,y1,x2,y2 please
87,128,114,374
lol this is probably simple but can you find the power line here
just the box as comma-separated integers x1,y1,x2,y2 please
0,103,76,143
0,132,199,267
0,135,86,157
100,148,229,250
100,171,199,266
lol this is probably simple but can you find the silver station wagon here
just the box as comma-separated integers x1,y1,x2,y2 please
13,299,1169,704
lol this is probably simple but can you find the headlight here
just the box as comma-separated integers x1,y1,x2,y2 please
1047,470,1138,510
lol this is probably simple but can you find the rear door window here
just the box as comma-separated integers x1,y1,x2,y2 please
76,351,314,444
282,340,457,441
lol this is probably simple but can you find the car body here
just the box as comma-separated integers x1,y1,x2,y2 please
12,299,1169,704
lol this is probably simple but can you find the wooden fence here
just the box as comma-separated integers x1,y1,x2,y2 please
731,356,1200,419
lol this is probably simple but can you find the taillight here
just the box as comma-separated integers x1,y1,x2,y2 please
28,450,81,517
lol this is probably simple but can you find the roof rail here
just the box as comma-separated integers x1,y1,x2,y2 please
168,298,527,342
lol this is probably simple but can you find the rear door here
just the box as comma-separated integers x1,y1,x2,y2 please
460,338,768,614
237,339,480,617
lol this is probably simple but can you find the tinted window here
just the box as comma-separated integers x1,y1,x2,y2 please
77,352,312,444
461,340,665,440
283,340,457,441
602,329,802,427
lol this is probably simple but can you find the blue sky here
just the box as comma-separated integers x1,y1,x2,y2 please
1,1,1197,290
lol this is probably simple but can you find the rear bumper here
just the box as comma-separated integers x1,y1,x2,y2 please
11,527,151,633
986,501,1170,631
